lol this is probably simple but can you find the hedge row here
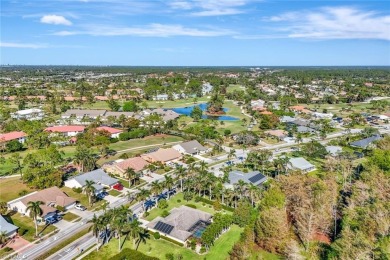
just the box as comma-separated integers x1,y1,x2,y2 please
196,197,234,212
109,248,159,260
147,230,184,247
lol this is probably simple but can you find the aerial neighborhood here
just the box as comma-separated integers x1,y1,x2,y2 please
0,67,389,260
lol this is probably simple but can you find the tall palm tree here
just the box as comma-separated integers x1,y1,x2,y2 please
176,165,186,192
84,180,96,206
248,184,260,206
88,214,103,250
26,201,43,237
234,180,247,200
163,175,174,195
150,181,161,197
258,150,272,174
227,149,236,161
74,146,96,173
135,229,150,251
129,219,143,249
125,167,137,187
136,189,150,212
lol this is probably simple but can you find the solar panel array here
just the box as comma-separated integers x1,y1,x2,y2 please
154,221,174,234
248,173,265,184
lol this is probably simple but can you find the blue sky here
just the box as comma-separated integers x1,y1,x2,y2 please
1,0,389,66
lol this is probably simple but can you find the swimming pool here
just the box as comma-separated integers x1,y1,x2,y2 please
188,220,210,238
171,103,239,121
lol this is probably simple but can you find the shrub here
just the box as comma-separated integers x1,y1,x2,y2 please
161,210,170,217
197,197,234,212
243,168,249,173
72,187,82,194
109,248,158,260
119,153,129,159
177,199,181,203
165,253,174,260
185,204,197,209
56,205,65,212
110,138,119,143
143,212,149,217
3,247,13,252
18,190,28,196
200,247,206,254
153,232,161,240
213,200,222,211
195,196,201,202
158,199,168,209
18,228,27,236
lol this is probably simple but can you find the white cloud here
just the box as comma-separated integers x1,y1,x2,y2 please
0,42,47,49
53,23,234,37
169,1,193,10
40,15,72,26
167,0,249,16
192,8,244,16
266,7,390,40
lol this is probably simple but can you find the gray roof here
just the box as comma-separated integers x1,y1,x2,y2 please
326,146,342,156
62,109,106,118
178,140,207,154
0,215,18,236
71,169,118,187
104,111,135,118
146,205,212,242
280,116,295,123
288,157,315,171
297,126,316,133
350,135,382,148
293,119,310,126
226,170,267,188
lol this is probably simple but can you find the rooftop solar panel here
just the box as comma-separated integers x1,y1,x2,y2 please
248,173,265,184
154,221,174,234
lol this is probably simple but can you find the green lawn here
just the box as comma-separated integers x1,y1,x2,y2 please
61,187,106,211
108,189,122,197
62,212,80,222
0,176,36,202
109,135,183,151
3,213,57,242
226,84,245,92
144,193,231,221
146,97,210,109
84,224,243,260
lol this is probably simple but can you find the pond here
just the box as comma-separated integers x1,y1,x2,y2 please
171,103,239,121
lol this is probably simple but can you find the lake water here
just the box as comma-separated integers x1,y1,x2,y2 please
171,103,239,121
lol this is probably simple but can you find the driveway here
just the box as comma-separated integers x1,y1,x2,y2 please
6,236,31,252
141,172,164,183
104,195,120,204
194,154,213,163
53,220,74,231
69,208,92,218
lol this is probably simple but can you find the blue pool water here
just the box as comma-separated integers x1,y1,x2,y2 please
192,227,207,238
171,103,239,121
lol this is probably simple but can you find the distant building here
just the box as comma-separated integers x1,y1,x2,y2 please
350,135,382,149
153,94,169,101
0,131,27,146
202,83,213,95
61,109,106,120
141,148,182,163
172,140,208,155
264,130,288,140
64,169,119,192
96,126,123,138
45,125,85,137
11,108,44,121
225,170,268,189
288,157,316,172
326,146,342,156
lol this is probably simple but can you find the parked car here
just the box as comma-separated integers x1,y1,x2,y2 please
75,204,86,211
112,183,124,191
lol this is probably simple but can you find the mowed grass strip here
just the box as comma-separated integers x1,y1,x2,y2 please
0,176,35,202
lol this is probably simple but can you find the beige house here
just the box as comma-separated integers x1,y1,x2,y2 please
141,148,182,163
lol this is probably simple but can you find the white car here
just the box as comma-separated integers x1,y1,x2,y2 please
75,204,86,211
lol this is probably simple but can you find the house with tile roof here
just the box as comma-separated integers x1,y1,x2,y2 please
7,186,76,219
141,148,182,163
103,157,149,178
0,131,27,147
45,125,86,137
96,126,123,138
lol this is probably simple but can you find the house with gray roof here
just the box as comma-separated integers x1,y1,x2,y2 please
350,135,382,149
297,126,316,134
172,140,208,155
0,215,18,238
61,109,106,120
225,170,268,189
288,157,316,172
326,146,342,156
64,169,119,189
146,205,212,243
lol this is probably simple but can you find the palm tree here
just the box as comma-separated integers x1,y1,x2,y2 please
84,180,96,206
198,161,208,173
150,181,161,197
26,200,43,237
129,219,143,249
135,229,150,251
227,149,236,161
257,150,272,174
0,231,8,247
125,168,137,187
74,146,96,173
234,180,247,200
163,175,174,195
136,189,150,212
176,165,186,192
248,184,260,206
88,214,103,250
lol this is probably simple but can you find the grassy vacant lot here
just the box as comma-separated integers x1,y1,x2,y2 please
144,193,231,221
305,101,388,117
84,224,243,260
0,176,36,202
3,213,57,242
146,97,210,109
108,189,122,197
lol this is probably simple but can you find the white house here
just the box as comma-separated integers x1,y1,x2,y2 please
96,126,123,138
172,140,208,155
313,112,334,119
64,169,119,190
7,187,76,219
288,157,316,173
202,83,213,95
11,108,44,121
45,125,86,137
